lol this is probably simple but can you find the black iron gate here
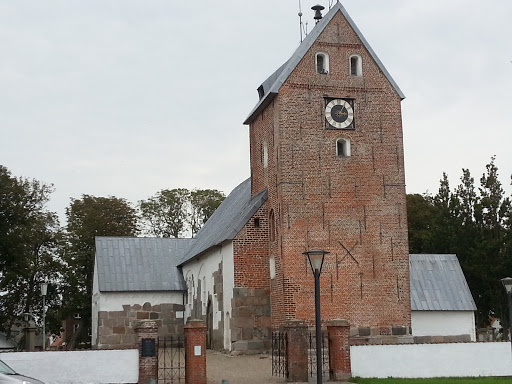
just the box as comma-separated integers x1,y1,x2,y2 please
158,336,185,383
308,330,330,379
271,331,288,377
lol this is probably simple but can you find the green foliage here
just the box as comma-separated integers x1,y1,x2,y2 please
190,189,225,236
0,165,62,334
139,188,225,238
61,194,139,346
407,157,512,329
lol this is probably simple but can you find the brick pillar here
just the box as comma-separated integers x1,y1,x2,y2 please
184,320,207,384
327,319,351,381
283,320,308,382
135,320,159,384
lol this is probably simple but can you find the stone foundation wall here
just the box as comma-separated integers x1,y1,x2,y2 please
97,302,184,349
231,287,271,353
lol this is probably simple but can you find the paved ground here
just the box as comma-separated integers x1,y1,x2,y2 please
206,350,351,384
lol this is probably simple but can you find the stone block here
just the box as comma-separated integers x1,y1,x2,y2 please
231,327,242,342
137,312,149,320
397,336,414,344
160,303,174,313
392,326,407,336
113,326,126,334
109,311,125,318
132,304,141,310
232,316,254,329
122,305,131,312
413,336,432,344
150,312,159,319
358,327,371,337
142,302,152,311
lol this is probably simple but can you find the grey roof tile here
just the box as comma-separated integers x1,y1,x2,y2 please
95,237,189,292
409,254,477,311
244,2,404,125
179,178,267,265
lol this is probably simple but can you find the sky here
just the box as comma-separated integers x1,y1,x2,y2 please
1,0,511,223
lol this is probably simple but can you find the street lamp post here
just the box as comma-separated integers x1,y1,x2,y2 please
303,249,330,384
40,282,48,350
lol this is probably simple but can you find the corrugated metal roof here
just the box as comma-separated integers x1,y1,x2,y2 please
95,237,189,292
409,254,477,311
178,178,267,265
244,2,405,125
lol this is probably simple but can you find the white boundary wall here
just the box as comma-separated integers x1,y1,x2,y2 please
0,349,138,384
352,342,512,378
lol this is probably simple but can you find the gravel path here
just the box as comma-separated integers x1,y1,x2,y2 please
206,350,350,384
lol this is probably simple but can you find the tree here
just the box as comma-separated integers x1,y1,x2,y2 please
406,157,512,331
139,188,226,238
61,195,139,347
0,165,62,336
190,189,225,236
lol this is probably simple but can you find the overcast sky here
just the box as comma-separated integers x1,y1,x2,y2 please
1,0,511,223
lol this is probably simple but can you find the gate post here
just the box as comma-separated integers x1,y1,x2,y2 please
184,319,207,384
284,320,308,382
327,319,351,381
135,320,159,384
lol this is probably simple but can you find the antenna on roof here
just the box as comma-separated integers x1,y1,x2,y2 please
298,0,303,42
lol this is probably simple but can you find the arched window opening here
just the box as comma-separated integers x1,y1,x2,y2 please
316,52,329,75
350,55,362,76
263,140,268,168
269,210,276,242
336,138,351,157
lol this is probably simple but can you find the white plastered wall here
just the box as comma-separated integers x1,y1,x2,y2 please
411,310,476,341
181,241,235,351
91,258,184,346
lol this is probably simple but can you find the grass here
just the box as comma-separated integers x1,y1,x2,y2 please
350,378,512,384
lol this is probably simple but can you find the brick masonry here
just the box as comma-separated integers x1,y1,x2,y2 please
247,10,411,336
184,320,207,384
97,302,184,349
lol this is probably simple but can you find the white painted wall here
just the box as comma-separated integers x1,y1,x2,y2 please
91,258,184,346
351,342,512,378
181,241,235,351
412,310,476,341
0,349,138,384
98,291,184,312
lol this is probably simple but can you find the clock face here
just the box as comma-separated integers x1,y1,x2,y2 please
325,99,354,129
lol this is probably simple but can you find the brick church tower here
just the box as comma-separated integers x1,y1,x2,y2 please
244,3,411,335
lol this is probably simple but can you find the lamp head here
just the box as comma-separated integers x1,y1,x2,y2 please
303,249,329,274
501,277,512,295
40,282,48,296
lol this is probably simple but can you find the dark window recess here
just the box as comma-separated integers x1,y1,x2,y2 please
254,218,260,227
350,56,358,76
337,141,345,156
317,55,324,73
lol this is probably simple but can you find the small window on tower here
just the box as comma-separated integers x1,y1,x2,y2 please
336,138,351,157
350,55,362,76
316,52,329,75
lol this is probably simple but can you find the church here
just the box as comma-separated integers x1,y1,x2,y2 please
92,2,476,352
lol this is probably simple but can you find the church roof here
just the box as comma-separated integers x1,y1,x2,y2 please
178,178,267,265
244,2,405,125
95,237,189,292
409,254,477,311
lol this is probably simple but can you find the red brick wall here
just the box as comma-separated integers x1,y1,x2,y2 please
248,11,411,332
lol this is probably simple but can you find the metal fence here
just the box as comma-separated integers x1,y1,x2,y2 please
271,331,288,378
308,330,330,379
158,336,185,384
